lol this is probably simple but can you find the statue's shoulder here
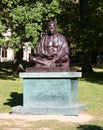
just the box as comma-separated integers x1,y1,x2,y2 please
40,34,48,39
57,33,67,41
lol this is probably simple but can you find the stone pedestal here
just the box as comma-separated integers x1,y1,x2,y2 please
12,71,87,115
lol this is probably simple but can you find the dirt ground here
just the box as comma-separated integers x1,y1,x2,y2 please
0,113,92,123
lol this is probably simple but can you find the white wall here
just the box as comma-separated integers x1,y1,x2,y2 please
0,43,31,62
7,48,14,61
23,42,31,61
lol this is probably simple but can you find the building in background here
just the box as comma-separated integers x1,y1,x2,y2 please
0,44,31,62
0,27,31,62
0,47,14,62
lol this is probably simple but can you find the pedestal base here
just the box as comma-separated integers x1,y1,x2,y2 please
11,71,87,115
12,104,87,116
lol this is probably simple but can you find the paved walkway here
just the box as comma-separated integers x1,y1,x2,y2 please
0,113,93,123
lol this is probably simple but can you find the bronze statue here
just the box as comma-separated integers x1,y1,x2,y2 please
30,20,70,67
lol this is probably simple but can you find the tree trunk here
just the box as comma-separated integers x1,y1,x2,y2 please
12,48,25,72
80,0,88,20
82,51,93,72
80,0,93,72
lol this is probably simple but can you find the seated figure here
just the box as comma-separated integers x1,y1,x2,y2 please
30,20,70,67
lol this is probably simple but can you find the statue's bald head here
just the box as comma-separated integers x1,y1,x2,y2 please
48,20,57,26
48,20,57,34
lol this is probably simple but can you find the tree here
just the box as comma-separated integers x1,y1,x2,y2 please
0,0,103,72
58,0,103,71
79,0,93,72
0,0,61,71
79,0,103,72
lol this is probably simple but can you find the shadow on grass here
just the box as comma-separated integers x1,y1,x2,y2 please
0,70,18,80
72,64,103,85
81,72,103,85
0,61,26,80
4,92,23,107
0,61,19,80
77,125,103,130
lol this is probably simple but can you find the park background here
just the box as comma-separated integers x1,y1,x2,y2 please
0,0,103,129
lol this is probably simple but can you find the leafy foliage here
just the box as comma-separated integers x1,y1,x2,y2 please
1,0,103,50
0,0,61,48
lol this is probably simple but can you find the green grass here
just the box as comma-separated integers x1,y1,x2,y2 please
0,61,103,130
0,78,23,112
79,80,103,116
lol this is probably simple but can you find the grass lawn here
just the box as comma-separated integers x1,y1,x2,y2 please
0,62,103,130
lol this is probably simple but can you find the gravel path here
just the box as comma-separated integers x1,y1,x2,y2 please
0,113,92,123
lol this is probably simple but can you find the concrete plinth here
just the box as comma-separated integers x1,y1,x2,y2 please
12,72,87,115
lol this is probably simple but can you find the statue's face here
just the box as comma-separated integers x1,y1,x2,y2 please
48,23,56,34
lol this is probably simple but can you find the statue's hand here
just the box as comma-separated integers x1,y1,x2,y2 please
43,60,51,66
43,60,55,67
29,56,35,62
